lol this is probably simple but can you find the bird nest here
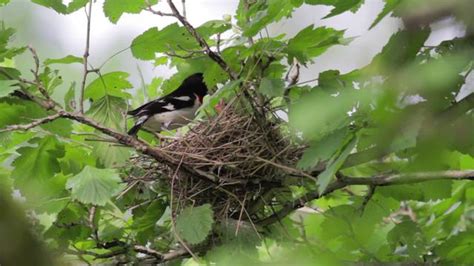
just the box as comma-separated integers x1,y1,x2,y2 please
134,104,304,224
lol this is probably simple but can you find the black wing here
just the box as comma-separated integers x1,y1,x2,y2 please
128,73,206,117
127,96,196,117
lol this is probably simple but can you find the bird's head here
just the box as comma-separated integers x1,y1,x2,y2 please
183,73,207,102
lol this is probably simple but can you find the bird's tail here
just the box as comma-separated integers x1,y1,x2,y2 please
127,116,148,136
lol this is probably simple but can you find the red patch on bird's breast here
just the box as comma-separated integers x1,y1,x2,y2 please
195,93,204,104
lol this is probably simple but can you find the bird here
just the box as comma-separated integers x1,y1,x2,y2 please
127,73,208,136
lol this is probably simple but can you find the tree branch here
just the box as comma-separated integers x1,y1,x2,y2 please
133,245,163,258
258,169,474,226
79,0,93,114
165,0,237,79
0,112,63,133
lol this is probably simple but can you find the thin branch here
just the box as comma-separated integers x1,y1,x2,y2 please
258,169,474,226
0,112,63,132
133,245,163,258
164,50,203,59
145,2,174,17
181,0,186,18
358,185,376,214
165,0,237,79
79,0,93,114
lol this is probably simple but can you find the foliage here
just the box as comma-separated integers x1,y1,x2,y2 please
176,204,214,245
0,0,474,265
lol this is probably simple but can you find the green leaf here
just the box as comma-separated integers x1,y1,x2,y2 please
132,200,166,243
0,80,16,97
291,0,304,7
436,229,474,264
197,79,240,119
238,0,294,37
305,0,364,18
66,166,124,206
103,0,158,24
154,56,168,67
131,24,199,60
44,202,91,243
197,20,232,39
370,0,402,29
289,85,369,140
31,0,88,14
258,78,285,97
176,204,214,245
64,82,76,111
84,72,132,100
0,67,20,80
44,55,82,65
11,136,65,199
387,221,427,260
0,0,10,6
86,95,131,167
297,127,349,170
379,180,453,201
0,26,26,62
286,26,346,64
317,135,356,194
367,28,430,74
86,95,126,130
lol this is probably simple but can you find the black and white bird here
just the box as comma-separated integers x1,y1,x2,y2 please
127,73,208,136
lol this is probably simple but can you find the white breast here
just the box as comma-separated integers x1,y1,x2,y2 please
143,97,201,132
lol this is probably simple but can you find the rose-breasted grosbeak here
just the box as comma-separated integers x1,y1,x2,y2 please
127,73,208,136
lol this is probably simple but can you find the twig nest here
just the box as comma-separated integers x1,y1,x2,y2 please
158,107,303,220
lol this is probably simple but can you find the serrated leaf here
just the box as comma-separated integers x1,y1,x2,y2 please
103,0,157,24
44,203,91,243
367,28,430,74
370,0,402,29
0,67,20,80
196,79,240,119
84,71,132,100
197,20,231,39
133,200,166,243
298,127,349,170
131,24,199,60
86,95,131,167
305,0,364,18
66,166,123,206
387,221,427,260
86,95,126,129
11,136,65,200
435,229,474,264
0,80,16,97
258,77,285,97
44,55,82,65
176,204,214,245
31,0,88,14
317,135,356,194
0,26,26,62
286,26,346,64
239,0,294,37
